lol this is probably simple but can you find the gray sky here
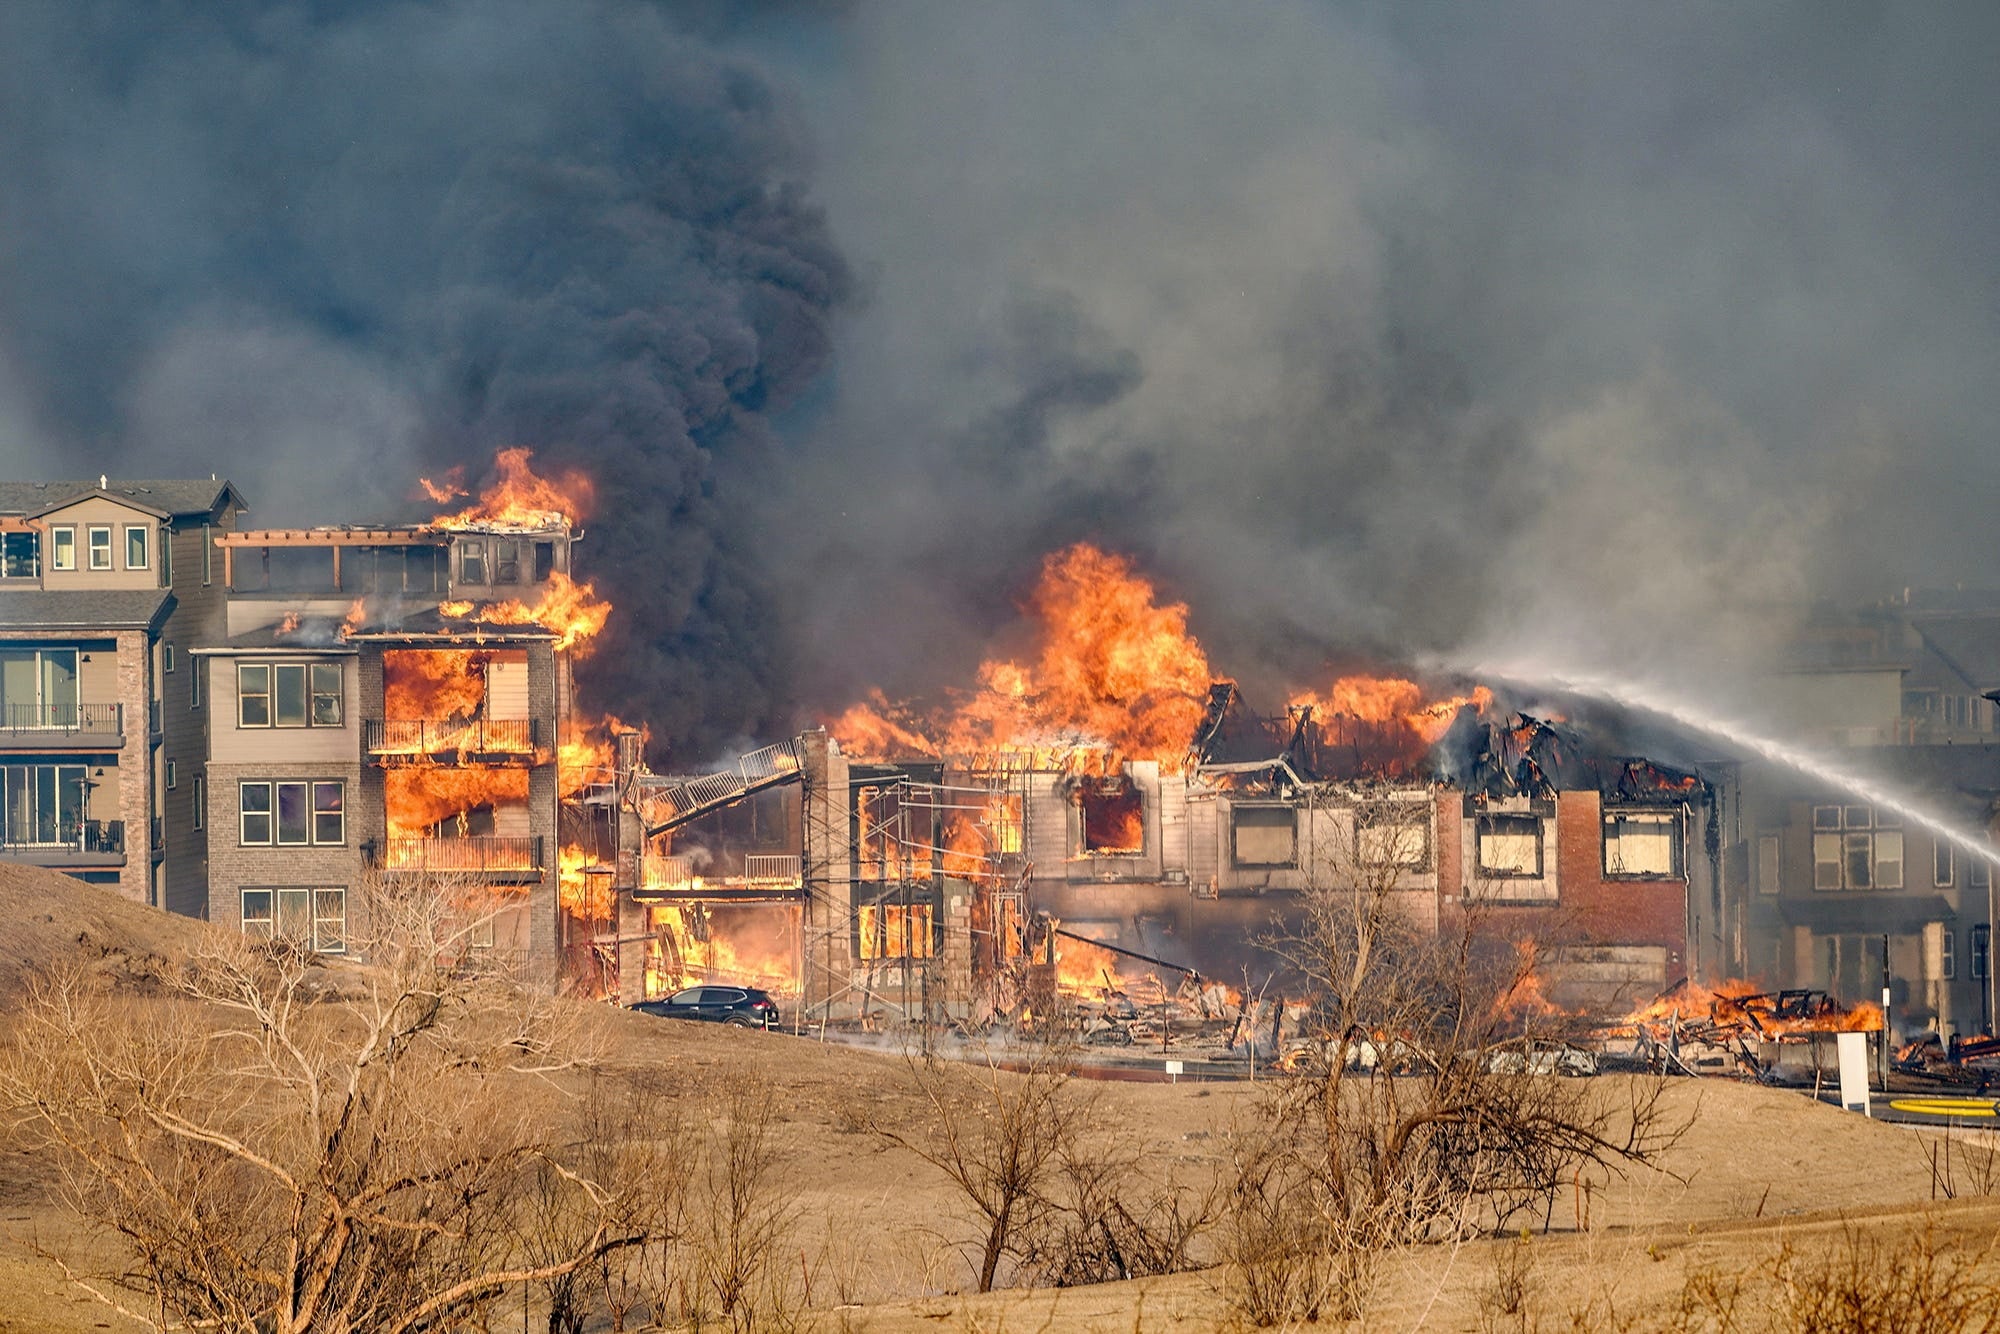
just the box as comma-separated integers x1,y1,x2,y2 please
1,2,1995,750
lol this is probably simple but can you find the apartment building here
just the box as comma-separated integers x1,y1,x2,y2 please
195,519,571,973
0,478,246,906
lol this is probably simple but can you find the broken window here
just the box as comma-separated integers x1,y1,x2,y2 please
1603,810,1681,877
1357,812,1429,869
1476,814,1541,877
1077,778,1144,855
857,902,935,960
1231,805,1296,868
1811,805,1902,891
238,662,343,728
533,540,556,582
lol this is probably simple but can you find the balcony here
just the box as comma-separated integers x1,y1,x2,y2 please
634,851,803,903
375,835,545,882
364,718,542,766
0,703,124,749
0,818,126,868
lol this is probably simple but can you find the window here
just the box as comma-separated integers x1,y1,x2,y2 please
1077,779,1144,855
163,643,175,674
1942,929,1957,981
87,526,112,570
159,527,171,583
50,526,75,571
1975,925,1991,982
239,782,272,843
191,663,202,709
0,647,80,727
201,522,212,585
311,663,342,725
238,664,270,726
240,886,346,953
459,538,486,585
857,902,936,960
0,532,37,578
1231,806,1297,868
165,760,176,790
237,780,344,846
1356,812,1429,869
1811,805,1903,891
192,775,204,830
1758,834,1781,895
1937,842,1955,887
124,525,149,570
493,538,522,584
1604,810,1681,877
1477,814,1542,877
237,662,343,727
1973,855,1993,891
0,763,90,846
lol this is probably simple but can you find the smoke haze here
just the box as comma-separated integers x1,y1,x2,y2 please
1,2,1995,754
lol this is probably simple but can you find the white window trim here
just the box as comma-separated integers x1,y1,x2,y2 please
124,524,149,571
165,760,176,790
163,643,175,674
192,775,205,831
86,525,113,570
50,526,75,571
238,779,345,847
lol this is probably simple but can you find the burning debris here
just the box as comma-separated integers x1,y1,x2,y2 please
1600,978,1885,1080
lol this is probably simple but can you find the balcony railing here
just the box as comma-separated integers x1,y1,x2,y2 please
0,703,123,739
745,854,802,886
0,818,125,863
378,835,545,876
364,718,541,762
641,854,696,893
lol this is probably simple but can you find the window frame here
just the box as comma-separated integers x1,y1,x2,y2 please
165,759,176,790
192,775,205,831
240,886,346,954
1602,809,1684,879
459,538,487,585
50,526,75,571
86,525,112,570
237,660,344,729
1230,804,1298,869
124,524,149,571
163,642,174,674
239,781,273,845
1810,804,1904,891
1942,929,1957,981
1476,813,1544,878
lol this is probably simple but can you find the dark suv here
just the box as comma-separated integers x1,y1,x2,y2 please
633,985,781,1030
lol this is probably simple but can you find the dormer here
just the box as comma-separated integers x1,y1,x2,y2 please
446,523,571,595
32,491,169,591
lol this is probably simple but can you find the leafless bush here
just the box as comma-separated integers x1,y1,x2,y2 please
870,1040,1086,1293
1926,1126,2000,1201
1015,1130,1218,1287
0,871,663,1334
1477,1231,1538,1334
1767,1218,2000,1334
1230,789,1689,1325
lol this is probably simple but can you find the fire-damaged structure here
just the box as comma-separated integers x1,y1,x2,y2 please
194,512,580,968
590,682,1724,1024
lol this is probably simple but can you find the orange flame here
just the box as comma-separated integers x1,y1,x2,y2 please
833,543,1215,769
425,446,594,530
468,569,612,655
1291,676,1491,774
1621,979,1884,1036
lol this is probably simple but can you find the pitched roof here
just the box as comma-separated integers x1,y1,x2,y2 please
0,479,247,520
0,589,174,632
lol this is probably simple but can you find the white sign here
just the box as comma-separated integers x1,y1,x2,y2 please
1164,1059,1184,1082
1836,1031,1871,1116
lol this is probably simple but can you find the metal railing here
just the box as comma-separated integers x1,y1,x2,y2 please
642,854,696,893
0,818,124,855
0,703,122,737
364,718,541,757
745,853,802,885
637,739,803,833
379,835,544,875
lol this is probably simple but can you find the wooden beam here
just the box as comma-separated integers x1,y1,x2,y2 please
217,528,443,548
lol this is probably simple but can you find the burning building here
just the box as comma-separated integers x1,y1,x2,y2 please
582,543,1723,1027
193,451,607,976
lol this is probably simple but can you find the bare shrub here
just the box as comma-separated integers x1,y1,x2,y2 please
870,1040,1085,1293
0,872,664,1333
1477,1231,1538,1334
1016,1128,1218,1287
1230,788,1689,1324
1767,1217,2000,1333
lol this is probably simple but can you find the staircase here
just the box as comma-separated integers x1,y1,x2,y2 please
638,738,804,836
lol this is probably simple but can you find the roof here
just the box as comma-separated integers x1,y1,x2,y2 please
0,589,174,632
1909,616,2000,693
0,479,247,520
344,606,558,643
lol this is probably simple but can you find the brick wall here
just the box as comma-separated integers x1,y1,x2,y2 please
1554,791,1688,962
111,628,152,903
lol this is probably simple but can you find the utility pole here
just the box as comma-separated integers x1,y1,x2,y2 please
1881,931,1892,1092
